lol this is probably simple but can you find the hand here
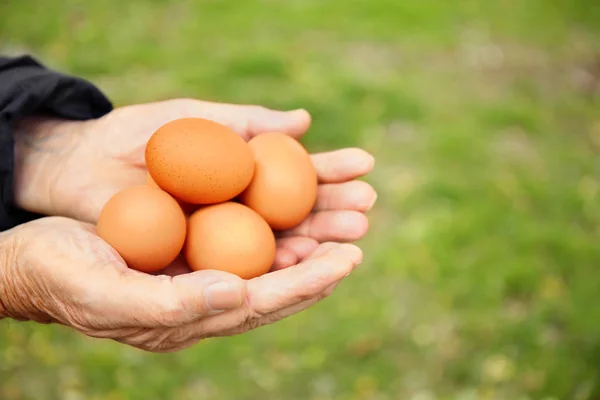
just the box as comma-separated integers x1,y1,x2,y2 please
13,98,376,269
0,217,362,352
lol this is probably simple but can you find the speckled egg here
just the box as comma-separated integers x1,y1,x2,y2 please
240,132,318,230
184,201,276,279
145,118,255,205
97,185,187,273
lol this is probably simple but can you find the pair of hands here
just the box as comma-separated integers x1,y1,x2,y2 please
0,99,376,352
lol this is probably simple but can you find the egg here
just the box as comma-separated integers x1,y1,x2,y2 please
97,185,187,273
184,202,276,279
145,118,255,205
240,132,318,230
146,172,197,214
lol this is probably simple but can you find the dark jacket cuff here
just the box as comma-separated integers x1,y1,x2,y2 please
0,55,113,231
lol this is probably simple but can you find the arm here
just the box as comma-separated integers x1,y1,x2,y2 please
0,55,113,231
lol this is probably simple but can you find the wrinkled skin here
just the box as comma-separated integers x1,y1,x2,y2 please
0,217,362,352
0,98,376,352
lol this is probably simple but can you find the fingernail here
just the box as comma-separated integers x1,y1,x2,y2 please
363,154,375,171
335,244,363,265
288,108,306,114
365,192,378,211
287,108,309,119
205,282,243,311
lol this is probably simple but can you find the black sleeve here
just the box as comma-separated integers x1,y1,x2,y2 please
0,55,113,231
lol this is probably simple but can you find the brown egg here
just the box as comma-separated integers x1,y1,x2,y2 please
146,172,197,214
97,185,187,273
240,133,318,230
145,118,255,205
184,202,275,279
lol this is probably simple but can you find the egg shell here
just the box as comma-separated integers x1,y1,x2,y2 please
146,172,197,214
184,202,276,279
97,185,187,273
145,118,255,205
240,132,318,230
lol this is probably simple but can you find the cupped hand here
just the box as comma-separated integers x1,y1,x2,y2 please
13,98,376,268
0,217,362,352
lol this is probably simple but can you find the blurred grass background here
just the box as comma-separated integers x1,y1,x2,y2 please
2,0,600,399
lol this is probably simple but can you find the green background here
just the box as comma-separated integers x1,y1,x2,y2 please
2,1,600,398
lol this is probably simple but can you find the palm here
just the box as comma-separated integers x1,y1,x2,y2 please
56,99,375,270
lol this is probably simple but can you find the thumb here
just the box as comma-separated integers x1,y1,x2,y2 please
103,269,247,328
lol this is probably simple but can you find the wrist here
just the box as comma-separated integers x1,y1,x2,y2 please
0,224,55,323
0,229,24,320
12,116,82,216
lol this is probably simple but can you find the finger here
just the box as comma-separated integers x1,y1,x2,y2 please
173,242,362,340
91,268,246,329
272,247,298,270
311,148,375,184
279,211,369,242
80,277,345,353
212,279,343,339
272,237,319,270
303,241,339,258
194,101,312,140
244,107,311,140
247,242,362,314
172,279,344,350
314,181,377,212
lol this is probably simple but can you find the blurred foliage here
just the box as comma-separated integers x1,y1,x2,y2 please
1,0,600,399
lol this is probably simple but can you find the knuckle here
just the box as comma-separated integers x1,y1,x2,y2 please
241,303,264,332
291,213,313,238
243,311,291,334
154,296,188,327
297,275,330,302
296,289,316,303
244,315,264,332
165,326,194,346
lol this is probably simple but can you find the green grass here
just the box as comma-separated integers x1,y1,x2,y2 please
2,0,600,398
